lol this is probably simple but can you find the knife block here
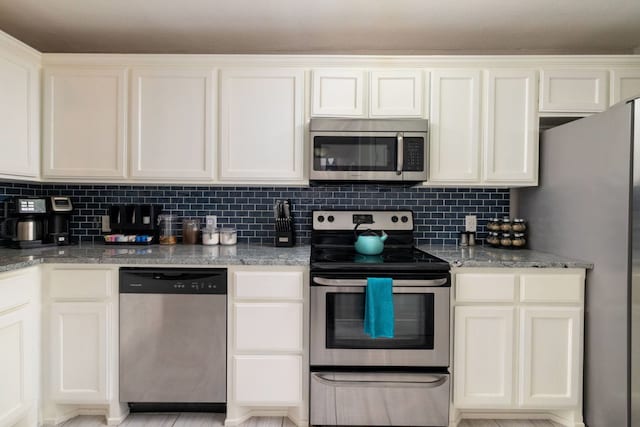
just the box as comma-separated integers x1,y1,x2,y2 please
275,219,295,247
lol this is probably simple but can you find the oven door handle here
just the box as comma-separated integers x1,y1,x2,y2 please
312,277,447,287
311,373,447,389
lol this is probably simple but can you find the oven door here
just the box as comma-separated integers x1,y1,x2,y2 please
310,277,449,367
309,131,426,182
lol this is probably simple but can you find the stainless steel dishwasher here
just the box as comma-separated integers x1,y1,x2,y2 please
119,267,227,411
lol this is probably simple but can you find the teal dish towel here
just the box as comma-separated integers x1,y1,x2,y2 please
364,277,395,338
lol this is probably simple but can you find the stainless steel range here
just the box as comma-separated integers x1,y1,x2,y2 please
309,210,451,427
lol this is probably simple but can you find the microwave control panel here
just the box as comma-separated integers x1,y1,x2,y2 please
403,137,425,171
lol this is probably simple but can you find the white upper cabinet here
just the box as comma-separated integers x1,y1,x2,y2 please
483,69,538,184
539,69,608,113
369,70,425,117
219,68,305,182
610,69,640,105
429,69,482,183
43,67,127,179
311,69,366,117
0,33,40,179
130,67,215,180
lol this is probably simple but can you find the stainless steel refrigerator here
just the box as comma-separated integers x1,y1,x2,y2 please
518,97,640,427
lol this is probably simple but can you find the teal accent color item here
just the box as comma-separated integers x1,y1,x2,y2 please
363,277,395,338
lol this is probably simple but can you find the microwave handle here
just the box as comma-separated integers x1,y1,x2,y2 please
312,277,447,287
396,132,404,175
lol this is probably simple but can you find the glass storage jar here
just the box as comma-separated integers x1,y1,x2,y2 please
512,232,527,248
158,214,178,245
182,219,200,244
512,218,527,232
500,232,513,247
219,227,237,245
486,232,500,247
202,227,220,245
487,218,501,232
500,217,512,232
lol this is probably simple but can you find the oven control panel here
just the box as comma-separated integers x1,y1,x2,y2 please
313,210,414,231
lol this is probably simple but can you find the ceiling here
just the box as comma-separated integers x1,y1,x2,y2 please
1,0,640,55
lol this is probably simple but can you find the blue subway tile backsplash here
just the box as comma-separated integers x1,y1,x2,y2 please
0,181,509,245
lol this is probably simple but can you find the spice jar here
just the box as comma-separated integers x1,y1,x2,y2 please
512,218,527,232
486,232,500,247
512,232,527,248
487,218,501,232
182,219,200,244
500,232,513,247
500,217,512,232
219,227,237,245
158,214,178,245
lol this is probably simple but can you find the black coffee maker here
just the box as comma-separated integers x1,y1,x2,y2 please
46,196,73,245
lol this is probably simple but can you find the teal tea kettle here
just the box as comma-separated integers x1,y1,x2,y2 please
354,222,388,255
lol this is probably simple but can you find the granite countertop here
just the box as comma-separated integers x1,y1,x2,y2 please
0,242,593,274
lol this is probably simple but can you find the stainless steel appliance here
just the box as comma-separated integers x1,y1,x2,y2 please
119,268,227,410
309,118,428,183
309,210,451,426
1,198,47,248
518,97,639,427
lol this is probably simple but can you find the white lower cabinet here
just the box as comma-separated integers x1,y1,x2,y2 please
0,267,40,427
42,265,125,426
452,269,585,426
227,267,308,426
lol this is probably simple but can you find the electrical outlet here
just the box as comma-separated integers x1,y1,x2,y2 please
101,215,111,233
465,215,477,232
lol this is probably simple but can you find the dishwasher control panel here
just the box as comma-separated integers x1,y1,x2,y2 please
119,267,227,294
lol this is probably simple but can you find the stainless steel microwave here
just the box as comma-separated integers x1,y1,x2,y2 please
309,118,428,183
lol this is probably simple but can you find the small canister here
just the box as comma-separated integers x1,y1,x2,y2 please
202,228,220,245
220,227,237,245
158,214,178,245
486,232,500,247
182,219,200,244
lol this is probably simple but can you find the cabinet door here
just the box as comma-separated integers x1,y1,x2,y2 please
484,69,538,184
130,67,214,180
519,306,582,408
0,308,30,426
370,70,424,117
0,49,39,178
540,69,608,112
43,67,127,178
234,302,303,352
429,70,481,183
219,68,304,182
233,355,302,405
610,69,640,105
49,302,109,403
454,306,515,408
311,69,365,117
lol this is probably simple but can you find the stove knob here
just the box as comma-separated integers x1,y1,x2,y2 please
317,215,325,222
328,215,335,222
401,216,409,223
391,216,399,223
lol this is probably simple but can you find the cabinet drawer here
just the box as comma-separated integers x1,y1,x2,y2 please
456,273,517,302
49,268,113,300
234,302,303,351
520,274,584,303
233,355,302,405
0,268,38,313
234,271,303,300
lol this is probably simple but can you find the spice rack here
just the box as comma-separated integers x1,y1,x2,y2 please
486,217,527,249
